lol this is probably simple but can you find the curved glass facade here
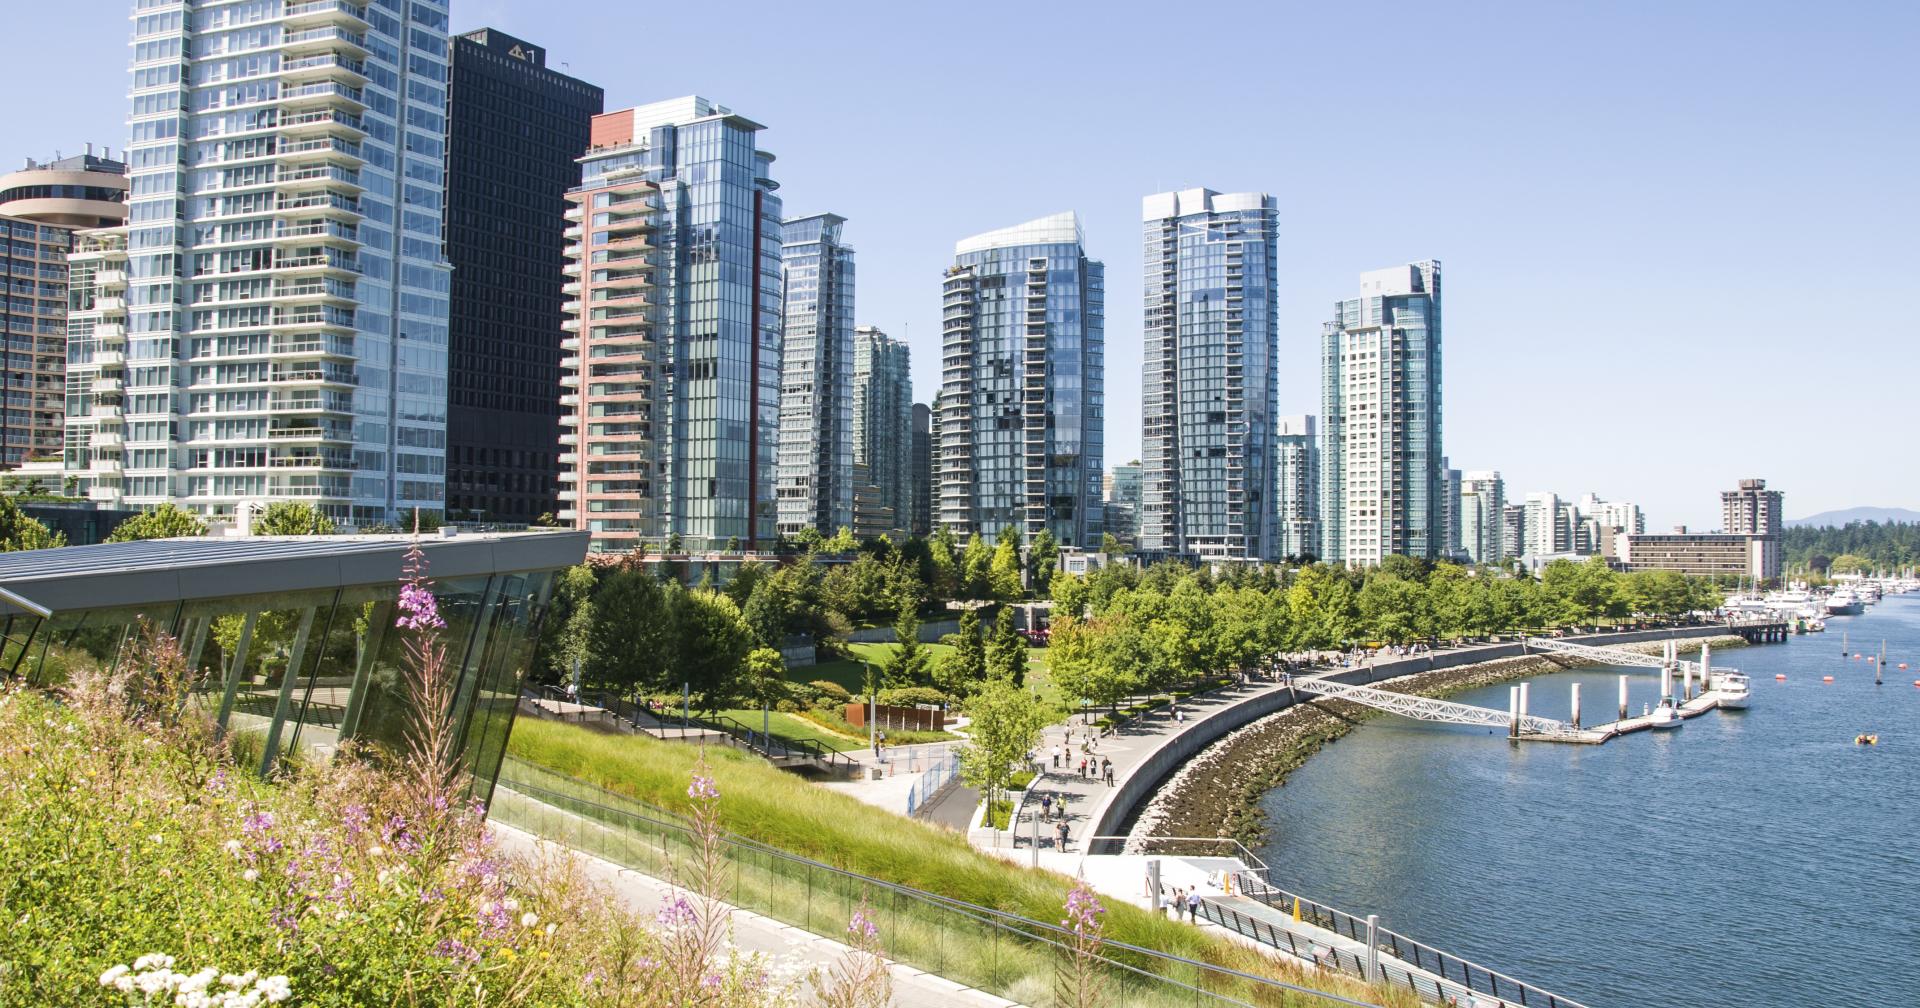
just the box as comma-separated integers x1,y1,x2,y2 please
0,531,582,802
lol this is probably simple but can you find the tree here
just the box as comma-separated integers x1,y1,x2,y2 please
937,606,987,695
1829,553,1872,575
1028,529,1060,597
958,679,1047,833
664,531,683,554
740,575,792,650
1286,565,1359,649
673,589,753,713
252,500,336,536
985,605,1028,688
1100,533,1124,555
988,536,1025,600
62,475,80,498
881,602,930,687
1358,575,1426,644
106,503,207,543
541,563,598,686
585,570,674,696
743,647,787,709
0,496,63,552
1049,615,1144,716
825,525,859,554
1051,572,1089,621
725,535,742,554
960,533,993,599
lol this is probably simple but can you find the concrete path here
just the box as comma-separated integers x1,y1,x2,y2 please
916,782,979,831
492,820,1021,1007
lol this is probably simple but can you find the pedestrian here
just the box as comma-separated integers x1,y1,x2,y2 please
1103,760,1115,787
1056,820,1070,852
1051,744,1061,768
1078,757,1087,778
1186,890,1201,923
1040,792,1052,818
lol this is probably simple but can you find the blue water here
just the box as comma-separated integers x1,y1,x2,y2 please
1255,595,1920,1008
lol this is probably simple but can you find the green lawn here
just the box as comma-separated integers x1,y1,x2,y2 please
715,707,867,753
501,719,1411,1008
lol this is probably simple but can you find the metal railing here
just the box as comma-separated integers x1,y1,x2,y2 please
491,758,1379,1008
521,686,850,772
1232,878,1591,1008
904,748,961,817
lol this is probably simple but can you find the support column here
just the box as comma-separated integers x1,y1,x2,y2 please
1571,682,1582,729
1617,674,1629,720
1508,686,1519,738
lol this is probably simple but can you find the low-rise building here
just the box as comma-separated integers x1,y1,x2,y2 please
1615,529,1774,581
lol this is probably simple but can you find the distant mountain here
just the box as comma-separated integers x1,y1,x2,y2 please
1786,507,1920,528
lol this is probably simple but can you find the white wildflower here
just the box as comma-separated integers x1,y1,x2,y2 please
520,911,539,928
98,964,128,987
241,868,259,883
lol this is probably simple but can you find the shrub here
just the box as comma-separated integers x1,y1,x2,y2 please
775,699,801,713
809,679,852,701
876,686,946,707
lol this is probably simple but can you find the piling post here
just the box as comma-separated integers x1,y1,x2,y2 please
1508,687,1520,738
1701,642,1712,683
1518,682,1531,735
1571,682,1582,729
1364,914,1381,981
1618,674,1629,720
1683,662,1693,701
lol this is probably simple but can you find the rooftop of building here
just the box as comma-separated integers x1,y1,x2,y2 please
1140,188,1273,221
0,531,587,618
954,211,1085,257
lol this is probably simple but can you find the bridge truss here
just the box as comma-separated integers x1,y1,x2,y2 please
1290,677,1568,735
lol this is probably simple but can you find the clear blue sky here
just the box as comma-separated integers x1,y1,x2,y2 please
10,0,1917,530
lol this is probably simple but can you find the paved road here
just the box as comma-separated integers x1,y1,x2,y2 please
917,781,979,831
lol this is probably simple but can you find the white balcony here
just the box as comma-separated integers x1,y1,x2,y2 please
558,452,577,465
91,377,124,394
93,350,125,367
92,432,124,448
559,393,579,407
91,458,123,475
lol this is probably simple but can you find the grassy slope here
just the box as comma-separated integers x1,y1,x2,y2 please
713,708,869,753
505,718,1408,1007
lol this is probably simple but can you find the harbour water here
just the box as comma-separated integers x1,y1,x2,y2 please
1255,595,1920,1008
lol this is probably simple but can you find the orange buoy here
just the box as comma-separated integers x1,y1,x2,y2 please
1900,663,1909,670
1775,674,1787,680
1823,676,1835,682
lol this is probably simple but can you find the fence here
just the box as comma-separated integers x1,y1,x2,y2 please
491,758,1380,1008
904,748,962,817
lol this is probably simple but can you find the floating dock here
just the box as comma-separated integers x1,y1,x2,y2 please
1517,691,1725,744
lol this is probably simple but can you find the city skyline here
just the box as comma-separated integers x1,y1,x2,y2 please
6,1,1917,530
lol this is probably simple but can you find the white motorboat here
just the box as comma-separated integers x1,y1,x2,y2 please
1709,671,1751,709
1648,697,1684,729
1825,591,1864,616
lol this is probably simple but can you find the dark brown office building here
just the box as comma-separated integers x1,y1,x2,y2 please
443,29,603,522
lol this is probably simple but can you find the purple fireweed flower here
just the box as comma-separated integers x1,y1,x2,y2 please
381,814,420,854
395,583,445,632
701,974,723,991
1062,881,1105,937
270,906,299,933
432,938,481,963
341,804,370,838
687,774,719,801
847,908,879,943
656,895,697,930
476,899,511,938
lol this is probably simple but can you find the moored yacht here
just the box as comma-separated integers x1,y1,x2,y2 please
1648,697,1684,729
1709,671,1751,709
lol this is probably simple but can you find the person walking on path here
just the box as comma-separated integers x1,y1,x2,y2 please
1103,759,1115,787
1055,819,1070,852
1186,890,1202,924
1051,744,1061,769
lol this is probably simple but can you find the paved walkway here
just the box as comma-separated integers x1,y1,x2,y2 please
492,820,1021,1007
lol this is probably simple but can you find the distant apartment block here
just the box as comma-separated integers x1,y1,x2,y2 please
1103,461,1142,549
852,325,911,538
1320,262,1444,565
1617,530,1774,582
910,402,931,536
1458,469,1505,564
1275,415,1319,559
559,97,783,553
936,212,1103,546
776,214,855,538
444,29,602,523
1139,189,1278,562
1,151,127,469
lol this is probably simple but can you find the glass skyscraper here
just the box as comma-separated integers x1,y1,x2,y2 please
851,325,911,538
1275,414,1319,560
75,0,455,526
1319,261,1443,566
1459,469,1506,564
936,212,1103,546
776,213,853,538
559,97,782,553
1138,189,1278,562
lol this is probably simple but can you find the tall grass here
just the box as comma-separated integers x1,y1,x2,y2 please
505,719,1412,1008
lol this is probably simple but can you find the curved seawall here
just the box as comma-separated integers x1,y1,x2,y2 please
1087,624,1740,842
